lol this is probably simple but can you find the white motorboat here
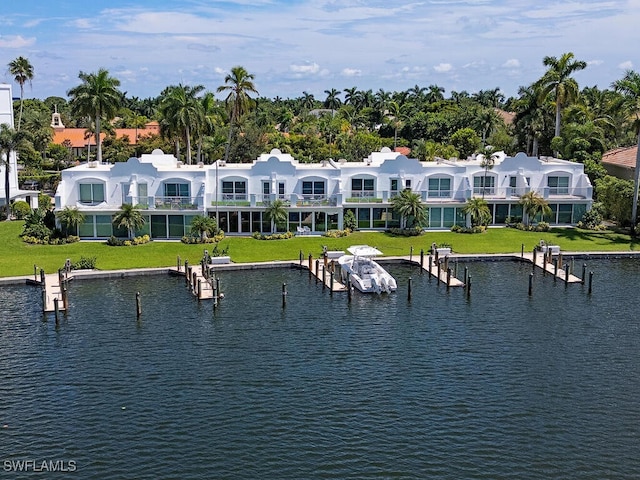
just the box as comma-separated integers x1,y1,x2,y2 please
338,245,397,294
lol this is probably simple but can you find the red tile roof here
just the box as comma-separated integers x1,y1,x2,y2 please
601,146,638,170
394,146,411,156
52,122,160,148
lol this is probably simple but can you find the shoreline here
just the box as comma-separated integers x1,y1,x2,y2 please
1,250,639,287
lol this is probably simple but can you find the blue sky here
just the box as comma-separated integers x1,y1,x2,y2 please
1,0,638,102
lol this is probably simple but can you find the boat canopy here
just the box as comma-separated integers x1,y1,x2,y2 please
347,245,383,257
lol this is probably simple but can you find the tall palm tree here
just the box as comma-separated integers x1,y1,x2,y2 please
0,124,27,220
67,68,122,163
462,197,491,227
390,188,427,228
612,70,640,227
112,203,145,239
159,84,205,165
537,52,587,139
323,88,342,112
7,56,34,131
56,206,85,236
217,66,259,163
520,191,551,227
264,198,288,233
479,150,498,199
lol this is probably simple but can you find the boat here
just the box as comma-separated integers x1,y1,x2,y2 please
338,245,397,294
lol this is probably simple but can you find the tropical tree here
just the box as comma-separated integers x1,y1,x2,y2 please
479,149,498,199
264,198,288,233
462,197,491,227
0,124,27,220
217,66,259,163
112,203,145,239
390,188,427,228
56,206,85,236
323,88,342,111
519,191,551,226
159,84,205,165
612,70,640,226
67,69,122,163
537,52,587,139
7,56,34,130
190,215,219,242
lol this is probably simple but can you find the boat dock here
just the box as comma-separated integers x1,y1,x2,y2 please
26,268,69,314
170,261,219,300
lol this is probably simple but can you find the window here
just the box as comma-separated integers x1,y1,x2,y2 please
164,183,189,197
222,181,247,199
278,182,285,196
405,179,412,189
473,176,495,195
391,179,399,191
79,183,105,204
137,183,148,206
262,182,270,195
548,176,569,195
302,181,325,195
428,178,451,197
351,178,374,197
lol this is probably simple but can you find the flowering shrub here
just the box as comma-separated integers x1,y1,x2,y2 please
107,234,151,246
451,225,485,234
323,229,351,238
252,231,294,240
22,234,80,245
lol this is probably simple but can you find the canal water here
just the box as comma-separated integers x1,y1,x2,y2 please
1,259,639,479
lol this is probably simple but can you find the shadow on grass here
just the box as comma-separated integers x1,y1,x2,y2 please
550,227,639,250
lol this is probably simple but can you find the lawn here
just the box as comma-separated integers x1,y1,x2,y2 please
0,221,637,278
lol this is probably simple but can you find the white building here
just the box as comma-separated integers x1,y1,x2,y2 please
55,147,593,239
0,83,39,212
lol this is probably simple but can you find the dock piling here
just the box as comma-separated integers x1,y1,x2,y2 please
282,282,287,307
408,277,412,301
528,272,533,296
588,271,593,294
136,292,142,318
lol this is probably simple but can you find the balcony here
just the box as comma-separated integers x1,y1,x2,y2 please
296,194,337,207
344,191,384,203
211,193,250,207
153,196,200,210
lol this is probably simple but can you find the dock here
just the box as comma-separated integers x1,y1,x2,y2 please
170,262,219,300
526,250,583,283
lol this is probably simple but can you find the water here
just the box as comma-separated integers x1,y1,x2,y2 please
1,259,640,479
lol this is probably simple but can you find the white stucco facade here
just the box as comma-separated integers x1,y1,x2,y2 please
55,147,593,238
0,83,39,212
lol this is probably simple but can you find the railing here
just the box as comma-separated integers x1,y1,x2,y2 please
255,193,291,206
212,193,250,206
153,196,200,210
296,194,337,206
426,190,453,198
345,191,383,203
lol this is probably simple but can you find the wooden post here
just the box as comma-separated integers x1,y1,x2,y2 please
532,248,537,272
322,266,326,290
323,253,328,268
177,255,181,272
184,261,190,284
40,268,45,286
197,279,202,299
558,252,563,268
420,249,424,269
347,275,352,302
308,253,313,272
542,251,547,275
444,255,449,272
564,264,569,285
410,246,413,262
467,275,471,297
408,277,412,301
554,258,558,279
192,271,197,294
62,285,68,310
54,298,59,325
299,250,304,265
588,271,593,294
282,282,287,308
428,255,433,275
216,277,221,298
315,259,320,283
464,266,468,286
330,271,334,295
528,272,533,296
521,243,524,258
454,260,458,278
446,268,451,290
41,289,46,314
213,281,218,308
437,260,441,282
136,292,142,317
582,264,587,285
34,264,38,282
58,268,64,287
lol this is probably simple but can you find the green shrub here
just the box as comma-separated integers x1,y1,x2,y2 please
72,256,97,270
323,229,351,238
11,201,31,220
388,227,424,236
451,225,485,234
252,231,294,240
107,234,151,246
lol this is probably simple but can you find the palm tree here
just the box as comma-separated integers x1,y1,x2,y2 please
323,88,342,112
612,70,640,227
462,197,491,227
390,188,427,229
112,203,145,239
479,149,498,199
160,84,205,165
0,124,27,220
520,191,551,227
56,206,85,236
217,66,259,163
190,215,219,242
537,52,587,139
67,69,122,163
7,56,34,130
264,198,287,233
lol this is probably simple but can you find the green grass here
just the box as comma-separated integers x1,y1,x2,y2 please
1,221,637,278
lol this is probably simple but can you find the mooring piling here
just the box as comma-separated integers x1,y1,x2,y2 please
282,282,287,307
136,292,142,318
408,276,412,301
528,272,534,296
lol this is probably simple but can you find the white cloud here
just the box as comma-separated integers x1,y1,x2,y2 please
503,59,520,68
342,68,361,77
434,63,453,73
0,35,36,48
290,62,320,75
618,60,634,70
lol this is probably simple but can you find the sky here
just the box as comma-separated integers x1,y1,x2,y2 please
1,0,638,103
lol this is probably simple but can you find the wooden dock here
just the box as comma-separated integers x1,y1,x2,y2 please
527,251,583,283
39,273,67,313
170,263,221,300
307,257,349,292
